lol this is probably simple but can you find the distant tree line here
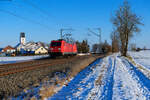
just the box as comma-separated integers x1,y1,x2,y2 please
129,43,148,52
76,40,90,53
92,40,112,54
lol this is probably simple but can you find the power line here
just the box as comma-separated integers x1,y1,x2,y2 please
11,1,52,24
88,28,102,53
22,0,72,28
22,0,52,17
22,0,62,26
0,9,51,30
6,0,59,30
88,28,101,43
87,28,99,37
2,0,61,28
0,0,12,2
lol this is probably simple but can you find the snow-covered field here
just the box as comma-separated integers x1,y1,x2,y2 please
10,51,150,100
0,55,49,64
129,50,150,70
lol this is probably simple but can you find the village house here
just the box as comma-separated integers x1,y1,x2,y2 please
35,46,48,54
2,45,16,56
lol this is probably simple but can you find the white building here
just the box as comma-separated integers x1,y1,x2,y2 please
20,32,26,45
15,33,48,54
35,46,48,54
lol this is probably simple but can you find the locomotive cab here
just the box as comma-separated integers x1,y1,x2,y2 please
49,39,77,57
49,40,62,56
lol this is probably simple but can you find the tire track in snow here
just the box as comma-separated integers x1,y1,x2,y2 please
119,57,150,99
113,57,148,100
87,56,112,100
49,58,102,100
98,56,115,100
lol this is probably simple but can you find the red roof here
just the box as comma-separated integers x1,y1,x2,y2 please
2,45,15,52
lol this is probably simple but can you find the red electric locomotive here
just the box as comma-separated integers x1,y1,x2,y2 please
49,39,77,57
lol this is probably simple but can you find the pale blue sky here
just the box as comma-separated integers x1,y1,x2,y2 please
0,0,150,48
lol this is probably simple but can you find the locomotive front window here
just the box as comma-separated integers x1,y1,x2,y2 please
51,42,61,47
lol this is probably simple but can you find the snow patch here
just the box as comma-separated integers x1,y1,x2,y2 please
0,55,48,64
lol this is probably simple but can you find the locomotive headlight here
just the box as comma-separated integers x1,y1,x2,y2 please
58,48,61,50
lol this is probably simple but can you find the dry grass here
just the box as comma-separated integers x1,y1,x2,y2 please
30,96,37,100
95,75,103,86
127,56,145,70
39,85,56,100
39,78,68,100
127,56,136,65
70,57,96,78
95,65,106,86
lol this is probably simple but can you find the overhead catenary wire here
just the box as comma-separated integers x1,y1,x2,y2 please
88,28,102,44
0,9,51,30
87,28,99,37
88,28,102,53
22,0,52,17
10,1,51,23
86,32,98,43
0,0,61,29
22,0,64,27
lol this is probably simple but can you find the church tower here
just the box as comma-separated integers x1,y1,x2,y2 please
20,32,26,45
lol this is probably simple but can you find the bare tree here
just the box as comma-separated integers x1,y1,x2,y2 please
111,1,143,56
110,30,119,53
102,40,112,54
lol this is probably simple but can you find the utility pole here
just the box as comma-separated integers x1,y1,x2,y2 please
96,28,101,45
97,28,102,53
60,29,63,39
88,28,102,53
60,28,74,39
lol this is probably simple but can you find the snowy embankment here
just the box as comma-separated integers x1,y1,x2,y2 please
49,58,103,100
47,53,150,100
0,55,49,64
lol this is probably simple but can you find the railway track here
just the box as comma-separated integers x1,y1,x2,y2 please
0,55,101,98
0,56,77,77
